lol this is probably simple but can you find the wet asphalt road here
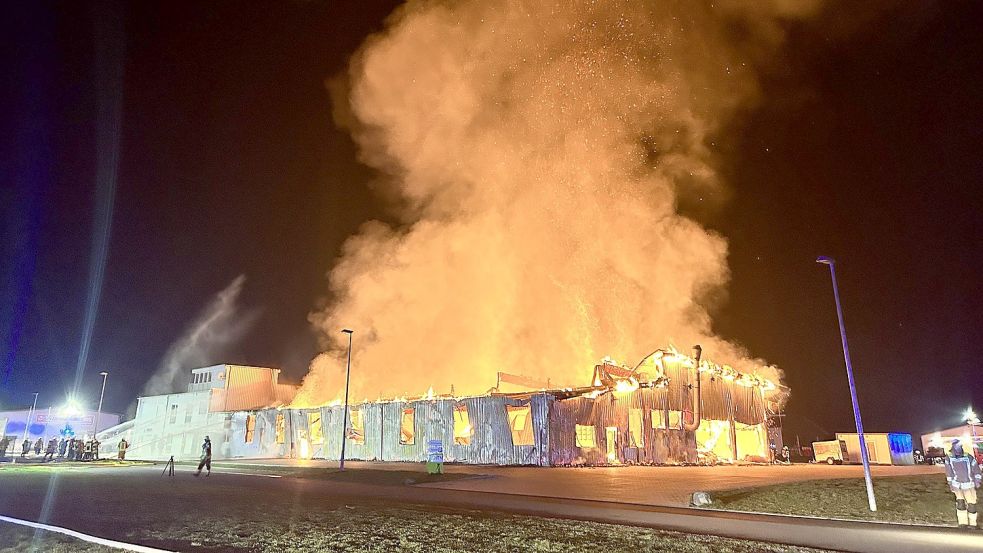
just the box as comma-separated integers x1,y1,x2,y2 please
0,462,978,553
209,458,944,507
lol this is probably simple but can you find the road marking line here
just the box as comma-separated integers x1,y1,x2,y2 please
218,471,282,478
0,514,175,553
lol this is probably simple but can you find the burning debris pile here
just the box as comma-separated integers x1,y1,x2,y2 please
295,0,815,406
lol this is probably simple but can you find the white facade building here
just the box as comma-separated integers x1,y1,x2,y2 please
921,424,982,453
111,364,296,461
1,407,120,444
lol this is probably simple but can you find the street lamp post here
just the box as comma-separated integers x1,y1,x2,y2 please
339,329,354,471
23,392,39,443
95,371,109,436
817,256,877,512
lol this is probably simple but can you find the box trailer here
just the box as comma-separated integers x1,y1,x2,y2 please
835,432,914,465
812,439,848,464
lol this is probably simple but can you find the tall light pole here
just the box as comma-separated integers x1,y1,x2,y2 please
95,371,109,436
339,329,354,471
23,392,39,443
817,256,876,512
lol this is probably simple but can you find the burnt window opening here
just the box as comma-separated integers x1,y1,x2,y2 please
629,408,644,447
668,410,683,430
245,415,256,444
348,408,365,445
506,404,534,446
275,413,285,444
400,408,415,445
651,409,667,430
308,412,323,444
575,424,596,448
454,404,472,445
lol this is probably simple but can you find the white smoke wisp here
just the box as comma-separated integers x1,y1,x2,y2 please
142,274,256,396
297,0,818,406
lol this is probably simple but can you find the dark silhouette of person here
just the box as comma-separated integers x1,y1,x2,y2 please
194,436,212,477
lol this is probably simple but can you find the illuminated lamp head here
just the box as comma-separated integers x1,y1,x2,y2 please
58,400,84,419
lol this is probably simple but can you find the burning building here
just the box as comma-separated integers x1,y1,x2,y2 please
104,346,781,465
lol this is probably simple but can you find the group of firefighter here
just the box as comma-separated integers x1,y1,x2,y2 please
1,436,130,462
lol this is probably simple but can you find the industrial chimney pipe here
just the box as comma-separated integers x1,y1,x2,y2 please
683,345,703,432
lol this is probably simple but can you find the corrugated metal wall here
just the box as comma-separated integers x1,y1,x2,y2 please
547,357,768,465
548,389,697,465
308,394,551,465
660,357,766,425
208,366,280,413
222,362,768,466
228,409,293,459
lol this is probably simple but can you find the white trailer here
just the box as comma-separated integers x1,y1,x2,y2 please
835,432,914,465
812,439,848,464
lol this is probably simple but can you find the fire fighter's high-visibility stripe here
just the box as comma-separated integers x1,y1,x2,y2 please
0,515,176,553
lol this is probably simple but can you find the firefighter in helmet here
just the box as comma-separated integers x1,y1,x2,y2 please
945,439,983,529
194,436,212,477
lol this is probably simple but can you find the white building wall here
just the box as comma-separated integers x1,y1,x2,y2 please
921,424,980,453
187,364,227,393
128,391,232,461
1,409,121,441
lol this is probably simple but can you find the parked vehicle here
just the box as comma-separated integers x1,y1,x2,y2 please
923,446,947,465
812,439,848,465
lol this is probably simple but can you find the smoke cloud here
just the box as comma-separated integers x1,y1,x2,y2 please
297,0,818,405
142,274,257,396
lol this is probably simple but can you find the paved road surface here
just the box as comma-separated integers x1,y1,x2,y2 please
0,462,976,553
218,458,944,506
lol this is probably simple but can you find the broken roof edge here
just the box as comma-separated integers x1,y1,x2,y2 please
266,376,672,412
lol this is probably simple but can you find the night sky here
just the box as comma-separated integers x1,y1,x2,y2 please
2,1,980,443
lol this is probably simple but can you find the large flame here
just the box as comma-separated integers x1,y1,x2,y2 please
295,0,817,406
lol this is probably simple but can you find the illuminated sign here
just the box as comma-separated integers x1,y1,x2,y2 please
35,414,94,425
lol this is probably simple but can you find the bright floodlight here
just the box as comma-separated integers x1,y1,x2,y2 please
99,371,108,376
59,400,84,418
966,408,980,424
816,256,835,265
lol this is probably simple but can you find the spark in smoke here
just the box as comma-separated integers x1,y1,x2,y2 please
296,0,819,406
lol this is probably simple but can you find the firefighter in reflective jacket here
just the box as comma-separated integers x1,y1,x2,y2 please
945,439,983,529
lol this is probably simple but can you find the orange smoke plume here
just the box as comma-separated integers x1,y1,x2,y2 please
293,0,817,407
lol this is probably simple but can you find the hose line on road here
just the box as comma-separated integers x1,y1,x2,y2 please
0,514,175,553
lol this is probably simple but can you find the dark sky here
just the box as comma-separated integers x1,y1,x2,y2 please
2,1,980,443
